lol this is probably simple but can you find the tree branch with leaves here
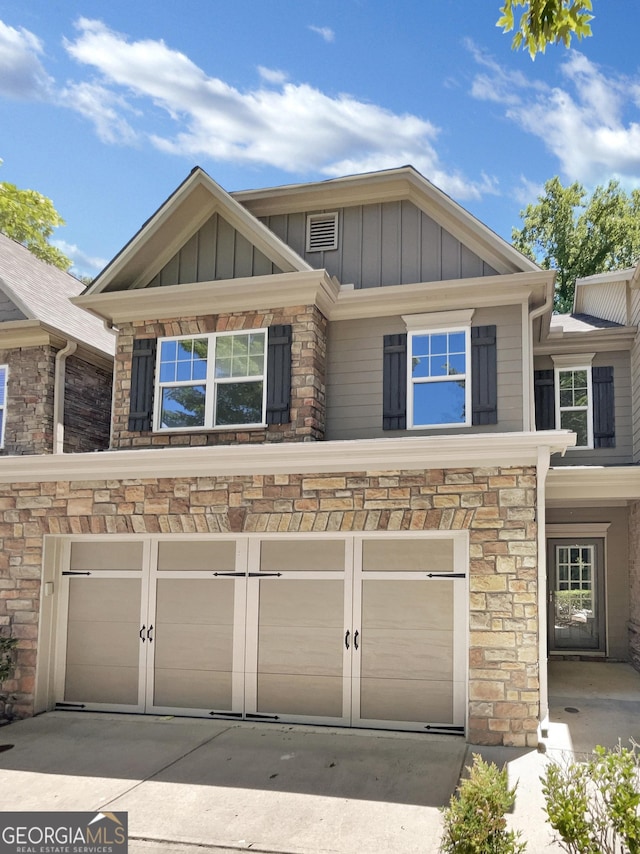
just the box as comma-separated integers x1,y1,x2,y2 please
498,0,594,57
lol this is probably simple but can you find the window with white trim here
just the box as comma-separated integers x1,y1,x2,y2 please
155,330,267,430
408,328,471,428
555,366,593,449
0,365,6,448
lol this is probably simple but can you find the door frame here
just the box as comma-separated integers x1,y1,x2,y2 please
546,531,607,656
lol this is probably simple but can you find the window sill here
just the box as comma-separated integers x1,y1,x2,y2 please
154,424,268,434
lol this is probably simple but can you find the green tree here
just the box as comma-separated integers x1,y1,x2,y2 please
512,177,640,312
0,179,71,270
497,0,593,57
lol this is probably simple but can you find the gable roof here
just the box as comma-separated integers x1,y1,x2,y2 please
233,166,540,277
87,167,313,295
0,233,115,356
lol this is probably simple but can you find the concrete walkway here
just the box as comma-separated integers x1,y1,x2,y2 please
0,662,638,853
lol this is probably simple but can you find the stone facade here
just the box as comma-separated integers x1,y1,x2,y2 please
63,355,112,453
0,345,55,456
0,464,539,746
629,500,640,672
111,305,327,449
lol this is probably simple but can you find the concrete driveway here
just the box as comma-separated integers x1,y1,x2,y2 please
1,662,639,854
0,713,466,854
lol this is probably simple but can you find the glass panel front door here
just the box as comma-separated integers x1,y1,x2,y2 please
548,538,605,653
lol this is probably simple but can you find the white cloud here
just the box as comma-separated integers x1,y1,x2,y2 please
53,239,107,277
309,25,335,43
0,20,53,100
258,66,288,85
58,18,490,199
469,45,640,185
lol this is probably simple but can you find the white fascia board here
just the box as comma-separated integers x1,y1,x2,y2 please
73,270,340,325
534,326,637,355
575,269,636,288
0,280,36,321
0,431,576,484
547,465,640,502
332,272,550,321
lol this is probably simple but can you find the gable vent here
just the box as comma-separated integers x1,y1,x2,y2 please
306,212,339,252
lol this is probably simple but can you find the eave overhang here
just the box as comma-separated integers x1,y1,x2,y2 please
0,431,575,483
73,269,552,326
535,325,638,355
546,465,640,504
0,320,113,369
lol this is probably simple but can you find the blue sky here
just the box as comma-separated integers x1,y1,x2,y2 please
0,1,639,277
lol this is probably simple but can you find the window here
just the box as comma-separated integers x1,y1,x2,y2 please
0,365,6,448
306,212,338,252
407,328,471,428
155,330,267,430
556,367,592,448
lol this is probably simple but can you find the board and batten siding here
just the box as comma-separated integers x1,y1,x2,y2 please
535,350,633,466
325,304,523,440
0,290,27,322
146,213,282,287
261,200,498,289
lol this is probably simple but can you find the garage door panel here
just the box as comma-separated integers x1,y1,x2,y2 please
154,623,233,671
362,538,453,572
66,620,140,667
257,626,343,676
68,578,141,623
360,629,453,680
257,674,343,717
65,665,139,705
155,578,234,625
360,677,453,723
153,668,232,709
361,581,453,630
258,580,343,626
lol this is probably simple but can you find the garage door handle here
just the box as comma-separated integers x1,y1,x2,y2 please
345,630,350,650
139,625,146,643
146,625,154,642
354,630,359,650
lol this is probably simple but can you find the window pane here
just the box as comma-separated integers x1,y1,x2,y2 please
216,381,263,425
449,332,465,353
160,386,206,428
561,409,588,446
232,356,249,377
160,340,177,362
249,334,265,356
430,334,447,356
412,335,431,357
248,356,264,375
215,357,232,379
0,369,5,406
412,355,430,378
160,338,207,384
429,355,450,377
413,380,466,426
216,336,232,358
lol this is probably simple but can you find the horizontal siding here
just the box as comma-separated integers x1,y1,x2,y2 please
535,351,633,466
576,281,628,325
147,213,281,286
261,200,498,289
0,290,27,322
325,304,524,440
632,290,640,462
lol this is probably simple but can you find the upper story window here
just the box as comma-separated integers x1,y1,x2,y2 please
556,366,593,448
382,310,497,432
408,328,470,428
0,365,6,448
306,213,338,252
156,330,267,430
534,354,615,450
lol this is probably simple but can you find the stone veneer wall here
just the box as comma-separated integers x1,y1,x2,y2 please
0,465,539,746
0,346,55,455
110,305,326,449
629,501,640,672
63,355,113,453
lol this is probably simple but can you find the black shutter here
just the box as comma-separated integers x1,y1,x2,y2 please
266,324,292,424
128,338,157,432
382,333,407,430
471,325,497,425
534,370,555,430
592,366,615,448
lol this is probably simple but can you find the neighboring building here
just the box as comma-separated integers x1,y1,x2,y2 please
0,233,115,455
0,167,636,749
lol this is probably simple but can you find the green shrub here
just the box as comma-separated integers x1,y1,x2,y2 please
541,742,640,854
0,636,17,685
440,753,526,853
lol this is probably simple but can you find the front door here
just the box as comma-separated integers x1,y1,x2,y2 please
547,538,605,654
